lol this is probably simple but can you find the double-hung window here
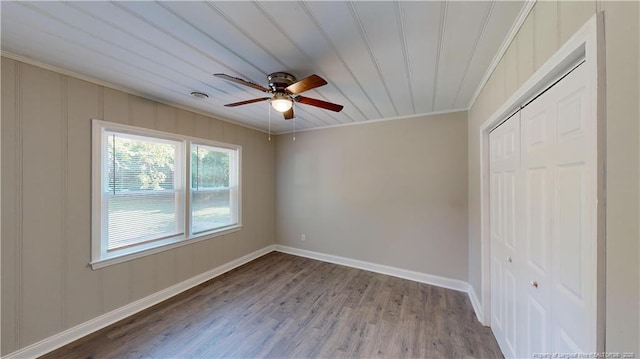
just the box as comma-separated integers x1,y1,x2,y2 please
191,144,238,234
91,120,241,269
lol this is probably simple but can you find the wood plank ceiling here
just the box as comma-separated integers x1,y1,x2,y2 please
1,1,524,133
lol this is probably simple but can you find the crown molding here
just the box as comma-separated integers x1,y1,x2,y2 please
467,0,537,109
276,108,468,135
1,51,269,134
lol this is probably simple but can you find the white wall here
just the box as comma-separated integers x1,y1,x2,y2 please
467,1,640,353
0,58,276,355
275,112,468,281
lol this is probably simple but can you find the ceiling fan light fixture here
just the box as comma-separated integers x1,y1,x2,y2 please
271,93,293,112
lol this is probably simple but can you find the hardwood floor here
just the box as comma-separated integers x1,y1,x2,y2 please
42,252,503,358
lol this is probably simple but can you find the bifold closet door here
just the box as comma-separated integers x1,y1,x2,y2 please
490,63,595,358
489,113,521,358
520,63,594,354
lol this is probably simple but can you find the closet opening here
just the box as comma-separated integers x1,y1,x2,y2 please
477,13,605,357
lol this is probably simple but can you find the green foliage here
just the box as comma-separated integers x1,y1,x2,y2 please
192,146,230,189
106,135,231,193
108,135,176,192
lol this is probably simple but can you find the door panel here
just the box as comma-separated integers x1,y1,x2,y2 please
526,297,548,354
490,115,520,358
521,89,554,358
492,173,503,242
556,329,583,353
504,171,517,250
521,97,554,358
556,89,585,141
505,270,518,353
549,65,593,352
556,164,585,300
524,111,548,151
492,256,504,331
521,64,593,355
525,168,548,273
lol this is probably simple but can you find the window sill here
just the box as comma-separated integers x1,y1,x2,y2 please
90,225,242,270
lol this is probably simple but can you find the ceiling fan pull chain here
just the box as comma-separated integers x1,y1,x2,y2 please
268,101,271,141
293,104,296,142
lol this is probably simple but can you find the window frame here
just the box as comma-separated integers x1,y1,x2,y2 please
189,142,239,236
101,131,185,253
91,119,242,269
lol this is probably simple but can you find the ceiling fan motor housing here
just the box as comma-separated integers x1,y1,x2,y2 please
267,72,296,92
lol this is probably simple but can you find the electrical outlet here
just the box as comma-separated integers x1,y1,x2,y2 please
301,234,306,241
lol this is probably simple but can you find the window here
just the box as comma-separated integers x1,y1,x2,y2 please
191,144,238,234
92,120,241,268
105,132,184,251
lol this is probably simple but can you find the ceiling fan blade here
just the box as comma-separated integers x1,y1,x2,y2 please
214,73,270,93
296,96,344,112
283,107,294,120
224,97,271,107
286,74,327,94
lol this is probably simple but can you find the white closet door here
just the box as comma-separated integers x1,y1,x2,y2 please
520,63,595,355
490,63,596,358
519,82,555,357
549,64,594,352
489,115,520,358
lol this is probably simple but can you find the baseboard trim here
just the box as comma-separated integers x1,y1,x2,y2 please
467,285,485,324
7,244,487,358
4,245,276,359
274,245,469,292
274,245,485,325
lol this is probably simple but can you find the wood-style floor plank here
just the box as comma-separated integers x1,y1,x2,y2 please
41,252,502,358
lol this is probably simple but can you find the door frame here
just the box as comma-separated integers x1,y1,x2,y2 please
478,13,606,350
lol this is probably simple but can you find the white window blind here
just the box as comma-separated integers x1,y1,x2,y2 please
191,144,238,234
105,132,184,251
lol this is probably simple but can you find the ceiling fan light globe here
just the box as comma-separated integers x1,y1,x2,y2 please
271,94,293,113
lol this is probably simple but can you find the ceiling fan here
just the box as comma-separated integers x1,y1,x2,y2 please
214,72,344,120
